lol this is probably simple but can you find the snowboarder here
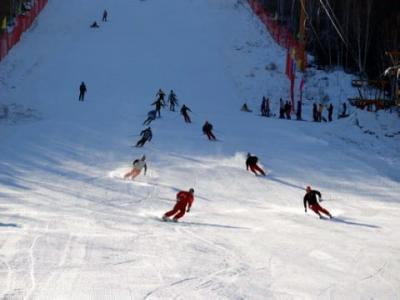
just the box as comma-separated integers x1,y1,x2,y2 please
246,153,266,176
162,188,195,222
124,155,147,180
241,103,252,112
79,82,87,101
168,90,178,111
180,104,192,123
90,21,99,28
102,9,108,22
202,121,216,140
143,110,157,125
135,127,153,147
303,186,332,219
328,103,333,122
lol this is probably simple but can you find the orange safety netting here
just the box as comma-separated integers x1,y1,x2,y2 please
0,0,48,61
248,0,306,69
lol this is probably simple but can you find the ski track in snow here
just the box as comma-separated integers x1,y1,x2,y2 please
0,0,399,299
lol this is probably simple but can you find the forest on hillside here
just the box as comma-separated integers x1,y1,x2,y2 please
258,0,400,78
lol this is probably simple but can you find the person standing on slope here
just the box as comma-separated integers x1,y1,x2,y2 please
312,103,318,122
261,96,270,117
304,186,332,219
102,9,108,22
328,103,334,122
135,127,153,147
162,188,195,222
79,82,87,101
202,121,216,140
246,153,266,176
168,90,178,111
124,155,147,180
180,104,192,123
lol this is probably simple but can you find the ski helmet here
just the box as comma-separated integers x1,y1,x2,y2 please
306,186,311,192
189,188,194,194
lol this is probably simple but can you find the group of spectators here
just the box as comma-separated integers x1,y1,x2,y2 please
242,97,349,123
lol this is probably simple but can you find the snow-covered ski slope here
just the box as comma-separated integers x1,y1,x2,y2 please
1,0,399,299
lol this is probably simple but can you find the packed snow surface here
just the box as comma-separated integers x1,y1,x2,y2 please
0,0,399,299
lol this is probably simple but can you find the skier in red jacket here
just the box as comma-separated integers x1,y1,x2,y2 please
304,186,333,219
162,188,194,222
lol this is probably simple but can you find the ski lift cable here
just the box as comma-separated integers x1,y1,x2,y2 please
298,0,330,58
318,0,361,69
318,0,348,49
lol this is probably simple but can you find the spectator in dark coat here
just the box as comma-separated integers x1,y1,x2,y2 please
279,98,285,119
328,103,333,122
284,101,291,119
296,100,302,120
102,10,108,22
79,82,87,101
312,103,318,122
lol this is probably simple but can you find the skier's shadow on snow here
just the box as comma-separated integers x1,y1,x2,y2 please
266,175,305,191
154,217,250,230
182,221,251,230
0,223,19,228
329,217,380,229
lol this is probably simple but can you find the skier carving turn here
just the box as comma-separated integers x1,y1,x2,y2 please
162,188,195,222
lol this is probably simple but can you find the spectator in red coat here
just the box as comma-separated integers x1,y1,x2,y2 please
162,188,195,222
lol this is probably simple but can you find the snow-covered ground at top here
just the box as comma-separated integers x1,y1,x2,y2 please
0,0,399,299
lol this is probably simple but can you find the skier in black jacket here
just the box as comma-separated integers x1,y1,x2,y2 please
151,99,165,118
168,90,178,111
246,153,266,176
135,127,153,147
303,186,332,218
156,89,166,102
180,104,192,123
202,121,216,140
143,110,157,125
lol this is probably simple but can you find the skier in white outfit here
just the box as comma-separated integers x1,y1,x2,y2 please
124,155,147,180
